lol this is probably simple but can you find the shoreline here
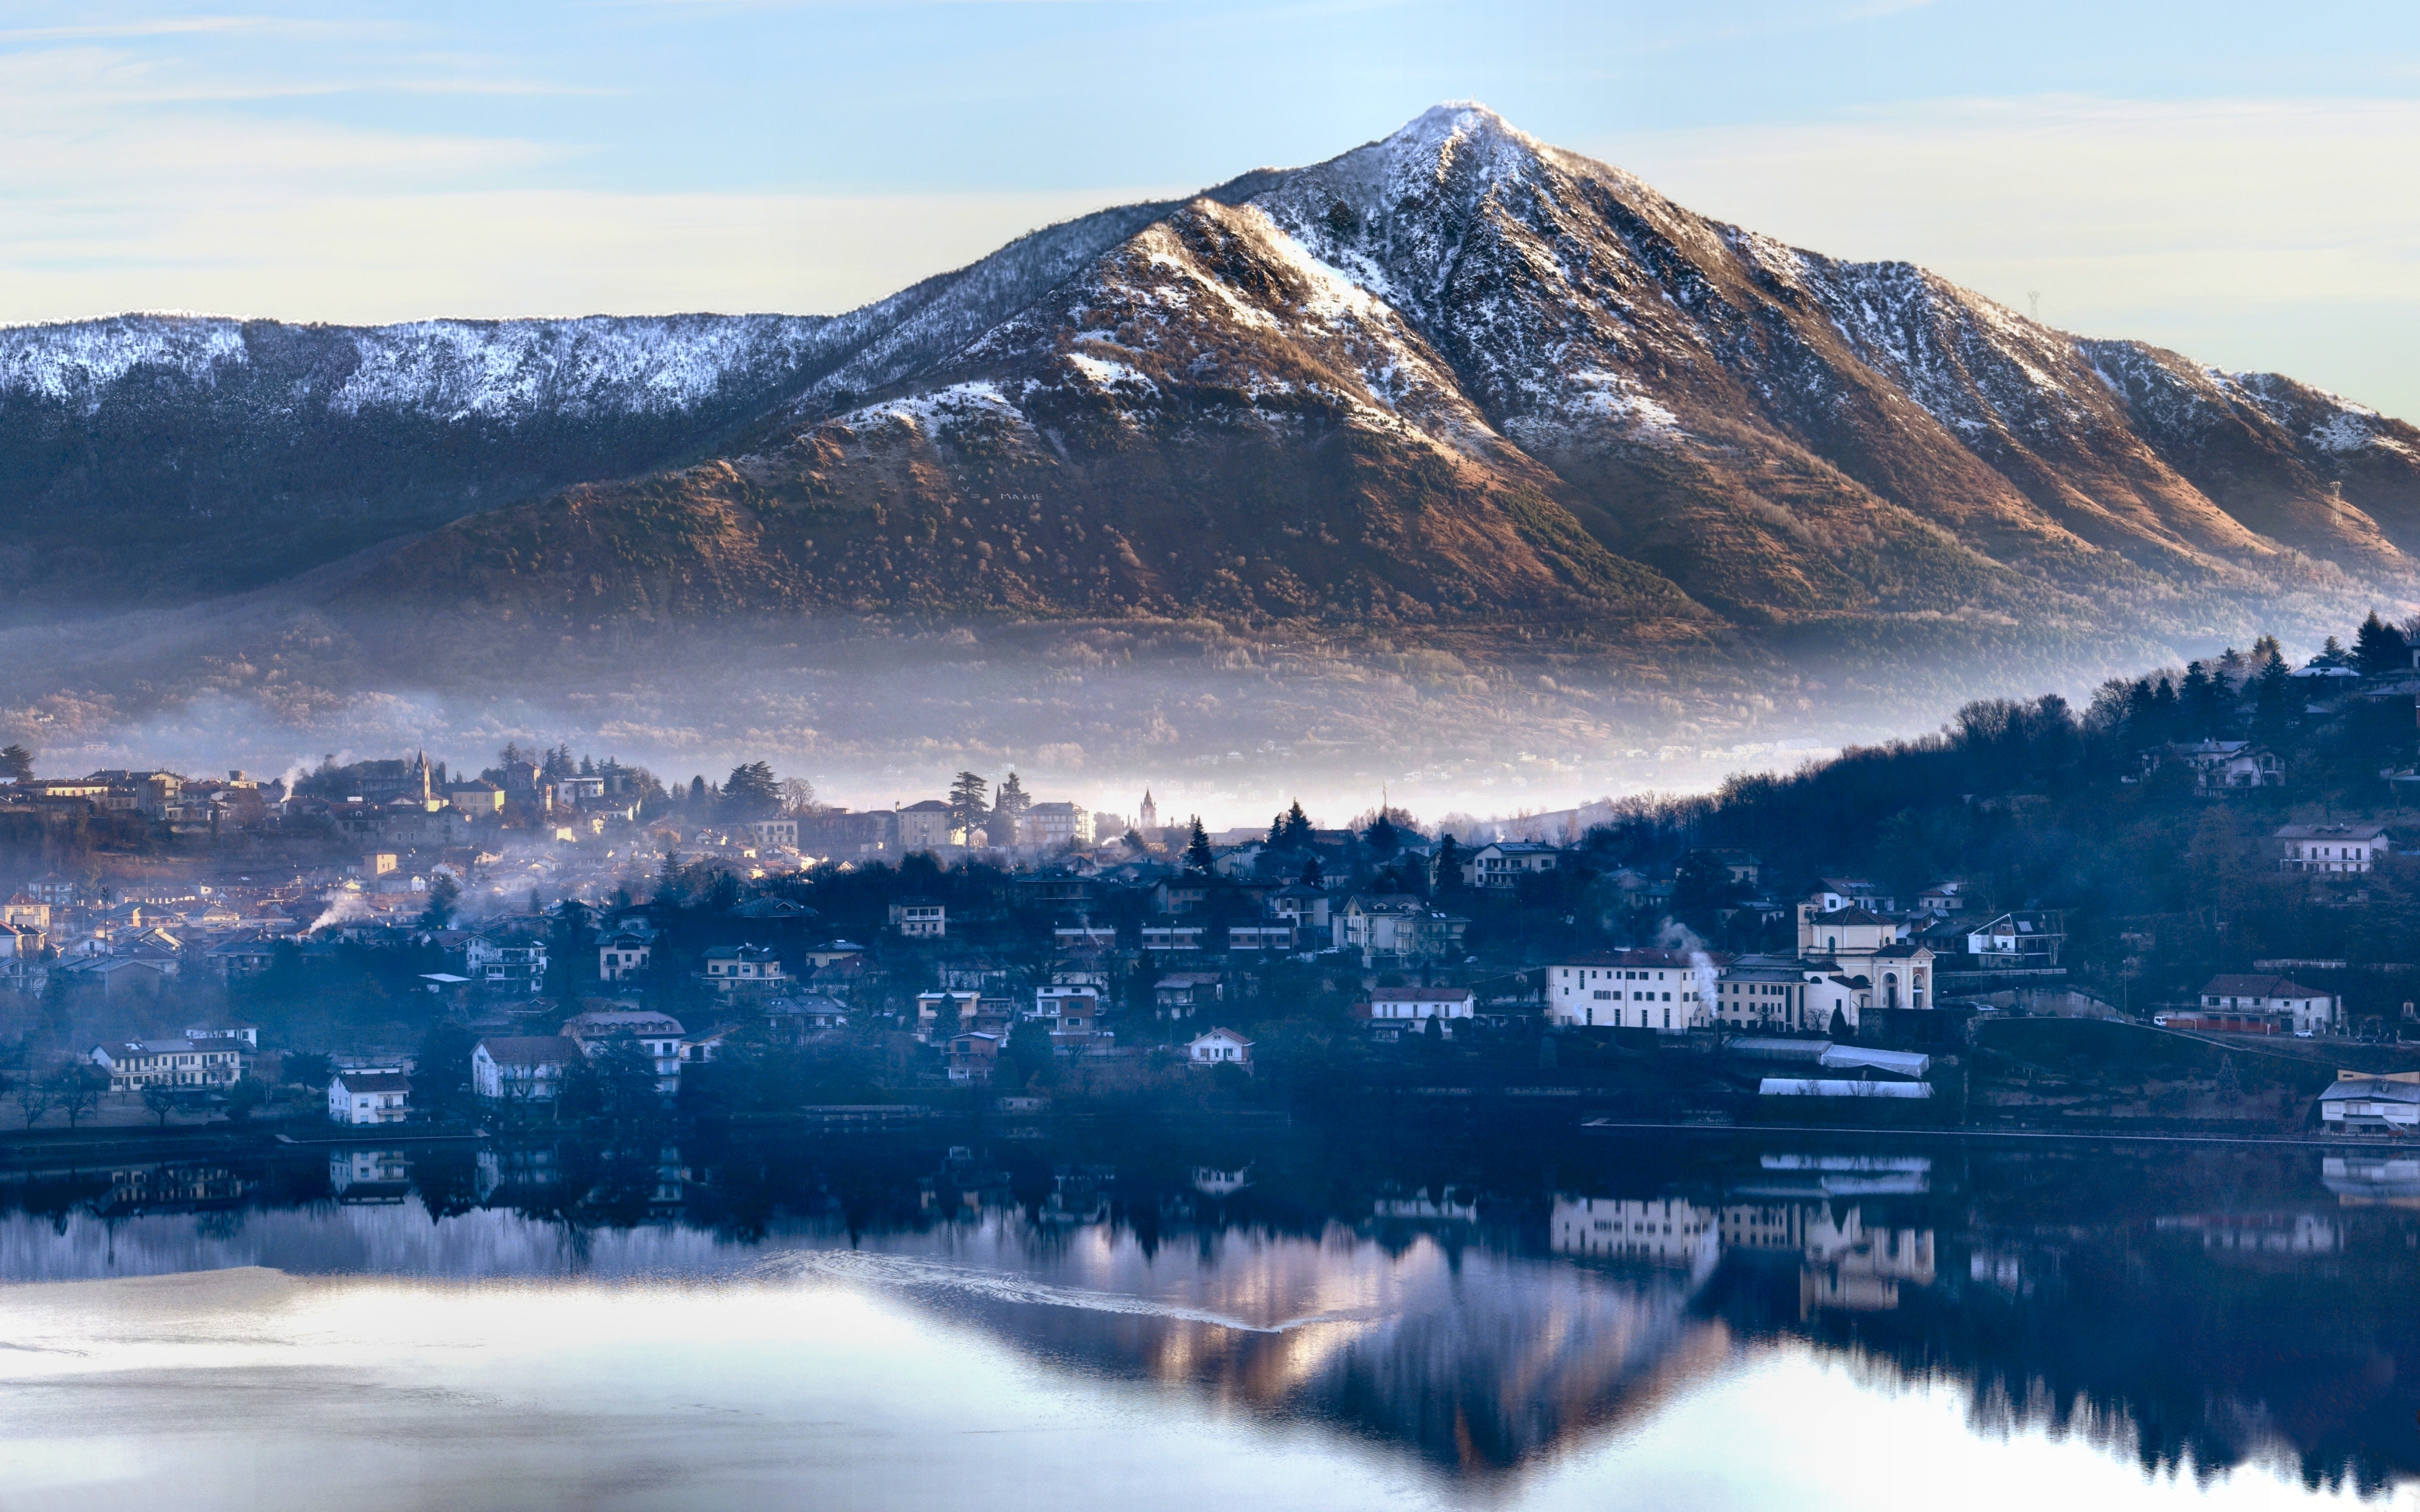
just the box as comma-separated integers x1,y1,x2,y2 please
1581,1118,2396,1150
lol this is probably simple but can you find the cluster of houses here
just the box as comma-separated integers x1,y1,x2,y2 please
16,759,2400,1130
9,755,649,849
1509,875,2062,1039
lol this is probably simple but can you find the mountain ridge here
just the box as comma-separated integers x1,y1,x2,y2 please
2,104,2413,710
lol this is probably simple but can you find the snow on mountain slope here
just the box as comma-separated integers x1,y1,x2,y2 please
1236,104,2408,590
789,200,1190,412
954,199,1522,463
0,311,839,420
327,314,838,420
0,314,253,406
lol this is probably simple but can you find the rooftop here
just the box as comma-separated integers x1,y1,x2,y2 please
476,1035,579,1066
2201,974,2327,999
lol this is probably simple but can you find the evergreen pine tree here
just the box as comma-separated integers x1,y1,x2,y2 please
2149,677,2180,739
2254,655,2293,743
1280,801,1314,849
1434,832,1466,892
2357,610,2408,677
722,761,780,819
948,771,990,843
1362,810,1399,857
1185,816,1215,872
2181,662,2223,738
990,771,1030,846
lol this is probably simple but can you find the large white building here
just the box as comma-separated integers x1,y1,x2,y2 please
1364,986,1476,1035
2276,823,2393,873
2181,974,2341,1036
89,1038,247,1091
1545,950,1710,1032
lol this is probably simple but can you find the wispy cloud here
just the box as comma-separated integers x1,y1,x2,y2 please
0,16,266,42
0,183,1193,322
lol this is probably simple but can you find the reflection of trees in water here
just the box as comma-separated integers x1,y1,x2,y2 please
1700,1207,2420,1495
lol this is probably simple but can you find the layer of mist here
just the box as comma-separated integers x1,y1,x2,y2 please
0,592,2259,825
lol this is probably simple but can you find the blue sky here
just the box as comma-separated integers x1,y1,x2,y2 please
5,1,2419,413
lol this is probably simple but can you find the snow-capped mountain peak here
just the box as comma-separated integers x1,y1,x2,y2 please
1,102,2415,643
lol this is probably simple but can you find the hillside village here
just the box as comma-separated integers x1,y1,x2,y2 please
9,615,2420,1135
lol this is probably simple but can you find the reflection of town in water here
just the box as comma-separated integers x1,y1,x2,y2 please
1,1130,2417,1493
1553,1155,1936,1315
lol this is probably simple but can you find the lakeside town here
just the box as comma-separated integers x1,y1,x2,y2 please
10,617,2420,1143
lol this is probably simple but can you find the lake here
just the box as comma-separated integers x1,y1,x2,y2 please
0,1123,2410,1510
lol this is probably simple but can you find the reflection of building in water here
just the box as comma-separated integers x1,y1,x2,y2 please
1798,1213,1933,1313
643,1146,687,1208
329,1150,413,1204
1720,1201,1812,1252
1553,1197,1720,1281
2323,1156,2420,1209
2154,1213,2341,1255
1374,1186,1478,1225
1558,1188,1934,1316
1968,1244,2052,1299
102,1163,250,1215
1192,1167,1249,1198
476,1146,560,1203
1740,1153,1929,1198
922,1148,1016,1219
1042,1165,1112,1225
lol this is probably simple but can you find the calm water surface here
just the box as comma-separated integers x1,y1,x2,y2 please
0,1126,2412,1511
